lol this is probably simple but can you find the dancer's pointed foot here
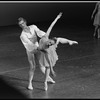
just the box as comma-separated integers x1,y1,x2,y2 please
47,77,55,84
28,84,33,90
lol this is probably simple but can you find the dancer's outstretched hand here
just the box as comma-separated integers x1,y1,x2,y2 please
69,41,78,45
73,41,78,44
57,12,63,19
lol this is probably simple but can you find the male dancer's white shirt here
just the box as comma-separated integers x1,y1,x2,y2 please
20,25,46,52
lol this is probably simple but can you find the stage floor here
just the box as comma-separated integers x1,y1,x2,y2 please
0,25,100,99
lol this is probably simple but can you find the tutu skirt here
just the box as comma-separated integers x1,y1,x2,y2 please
93,11,100,26
39,44,58,67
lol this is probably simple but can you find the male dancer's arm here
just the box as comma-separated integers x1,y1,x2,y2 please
34,25,46,38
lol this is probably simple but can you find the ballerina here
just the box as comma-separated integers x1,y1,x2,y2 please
38,13,78,91
91,2,100,38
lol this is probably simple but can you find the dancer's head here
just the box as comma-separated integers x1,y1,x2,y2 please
49,37,57,45
18,17,27,29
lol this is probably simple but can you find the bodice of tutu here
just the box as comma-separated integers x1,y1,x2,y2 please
39,38,50,50
39,39,58,67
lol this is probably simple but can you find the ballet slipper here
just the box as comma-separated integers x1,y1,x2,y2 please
47,77,55,84
28,84,33,90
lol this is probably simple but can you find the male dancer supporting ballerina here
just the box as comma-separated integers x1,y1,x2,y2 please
18,12,62,90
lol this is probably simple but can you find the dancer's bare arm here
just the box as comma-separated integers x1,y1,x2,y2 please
46,12,62,38
56,37,78,45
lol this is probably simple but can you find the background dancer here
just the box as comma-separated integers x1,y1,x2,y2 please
91,2,100,38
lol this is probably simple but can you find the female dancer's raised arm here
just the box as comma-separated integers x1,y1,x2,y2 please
45,12,62,38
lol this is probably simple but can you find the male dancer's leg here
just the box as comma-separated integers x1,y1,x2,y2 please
44,67,50,91
27,51,36,90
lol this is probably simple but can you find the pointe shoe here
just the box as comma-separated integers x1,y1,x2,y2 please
44,82,48,91
28,85,33,90
48,80,55,84
44,86,48,91
47,77,55,84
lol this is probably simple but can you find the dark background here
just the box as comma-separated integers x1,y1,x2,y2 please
0,1,97,39
0,2,96,27
0,1,97,44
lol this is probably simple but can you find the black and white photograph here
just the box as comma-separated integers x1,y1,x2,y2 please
0,1,100,99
